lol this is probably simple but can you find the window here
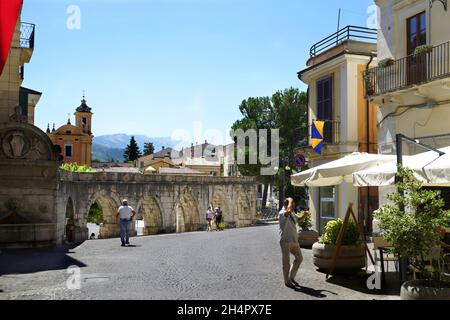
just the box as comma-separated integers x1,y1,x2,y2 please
82,117,87,125
407,12,426,55
319,186,336,235
65,145,72,157
316,76,333,143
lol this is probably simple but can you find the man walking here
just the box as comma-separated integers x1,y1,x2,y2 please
279,197,308,289
116,199,136,247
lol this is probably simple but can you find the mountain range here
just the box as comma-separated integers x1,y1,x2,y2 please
92,134,180,162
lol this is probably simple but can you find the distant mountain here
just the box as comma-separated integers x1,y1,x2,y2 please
92,134,180,162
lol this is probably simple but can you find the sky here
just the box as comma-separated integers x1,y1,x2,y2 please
21,0,376,145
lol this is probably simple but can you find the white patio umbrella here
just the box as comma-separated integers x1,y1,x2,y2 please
353,146,450,187
291,152,396,187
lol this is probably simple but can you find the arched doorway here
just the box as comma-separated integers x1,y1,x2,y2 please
211,190,233,228
65,198,75,243
88,195,120,239
138,196,163,236
175,190,200,233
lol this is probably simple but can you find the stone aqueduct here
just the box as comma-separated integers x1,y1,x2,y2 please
60,172,258,242
0,122,258,248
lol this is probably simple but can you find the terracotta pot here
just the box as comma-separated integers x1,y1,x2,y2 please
298,230,319,248
312,242,366,274
401,280,450,300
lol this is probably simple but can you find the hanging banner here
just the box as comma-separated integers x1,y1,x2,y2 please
0,0,23,75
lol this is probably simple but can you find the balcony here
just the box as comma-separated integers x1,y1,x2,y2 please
20,23,35,49
364,41,450,98
310,26,377,58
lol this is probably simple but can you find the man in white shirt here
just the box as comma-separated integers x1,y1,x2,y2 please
116,199,136,247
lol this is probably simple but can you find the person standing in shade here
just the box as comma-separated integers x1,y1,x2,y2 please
116,199,136,247
215,207,224,231
279,197,309,289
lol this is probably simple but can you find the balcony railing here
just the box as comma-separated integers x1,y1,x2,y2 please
20,22,35,49
364,41,450,96
310,25,377,57
299,120,340,148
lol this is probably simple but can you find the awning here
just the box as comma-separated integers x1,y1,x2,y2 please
291,152,396,187
353,146,450,187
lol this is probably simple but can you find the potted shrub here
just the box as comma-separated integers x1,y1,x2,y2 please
378,58,395,68
414,45,433,56
374,167,450,300
312,218,366,274
297,210,319,248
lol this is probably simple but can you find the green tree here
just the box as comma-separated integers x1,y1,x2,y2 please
230,88,309,208
88,202,103,225
123,136,142,162
143,142,155,156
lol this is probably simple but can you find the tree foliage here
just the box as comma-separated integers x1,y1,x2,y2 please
374,167,450,281
123,136,142,162
143,142,155,156
88,202,103,225
60,163,95,172
230,87,309,207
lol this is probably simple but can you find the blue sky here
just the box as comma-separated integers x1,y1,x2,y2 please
22,0,375,144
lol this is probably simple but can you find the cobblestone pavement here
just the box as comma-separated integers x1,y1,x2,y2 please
0,225,400,300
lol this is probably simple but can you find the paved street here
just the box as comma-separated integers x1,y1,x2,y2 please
0,225,400,300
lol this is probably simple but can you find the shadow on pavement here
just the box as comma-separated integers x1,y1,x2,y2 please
125,245,141,248
0,243,86,276
325,272,401,296
294,285,338,298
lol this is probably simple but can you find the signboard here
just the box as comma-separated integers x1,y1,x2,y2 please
294,154,307,168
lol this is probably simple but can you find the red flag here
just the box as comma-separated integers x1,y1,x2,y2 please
0,0,23,75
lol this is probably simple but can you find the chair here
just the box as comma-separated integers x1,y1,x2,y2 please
373,236,399,273
441,254,450,281
411,246,442,280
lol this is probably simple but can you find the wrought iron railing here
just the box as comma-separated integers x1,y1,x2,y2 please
364,41,450,96
310,25,377,57
20,22,35,49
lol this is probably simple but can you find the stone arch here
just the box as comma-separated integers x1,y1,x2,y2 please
137,196,164,235
65,197,75,243
211,188,233,227
87,190,121,239
175,189,201,233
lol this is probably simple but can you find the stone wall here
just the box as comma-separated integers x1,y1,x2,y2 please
58,172,258,244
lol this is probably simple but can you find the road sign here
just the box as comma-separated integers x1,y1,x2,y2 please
294,154,306,168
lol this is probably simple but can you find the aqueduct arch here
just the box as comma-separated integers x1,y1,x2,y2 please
175,189,201,233
87,191,121,239
137,196,164,235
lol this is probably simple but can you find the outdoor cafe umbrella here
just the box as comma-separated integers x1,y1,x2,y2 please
291,152,396,187
353,146,450,187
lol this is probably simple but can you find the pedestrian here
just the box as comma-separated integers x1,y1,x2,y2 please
206,206,214,232
116,199,136,247
215,207,223,231
279,197,309,289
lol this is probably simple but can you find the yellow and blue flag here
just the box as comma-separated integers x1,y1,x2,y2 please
311,120,325,154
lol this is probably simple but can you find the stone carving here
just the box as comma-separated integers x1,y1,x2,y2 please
0,129,51,160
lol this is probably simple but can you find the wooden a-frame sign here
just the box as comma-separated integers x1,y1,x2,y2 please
326,203,375,278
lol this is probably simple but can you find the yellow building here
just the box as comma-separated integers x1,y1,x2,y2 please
47,97,94,166
296,26,379,234
0,14,40,123
366,0,450,206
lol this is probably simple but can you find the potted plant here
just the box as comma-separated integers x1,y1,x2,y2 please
297,210,319,248
374,167,450,300
414,45,434,56
312,218,366,274
378,58,395,68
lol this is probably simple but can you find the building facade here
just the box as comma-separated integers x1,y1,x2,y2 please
47,97,94,166
297,26,379,234
365,0,450,205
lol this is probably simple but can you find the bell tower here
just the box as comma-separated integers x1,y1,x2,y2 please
74,94,92,134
